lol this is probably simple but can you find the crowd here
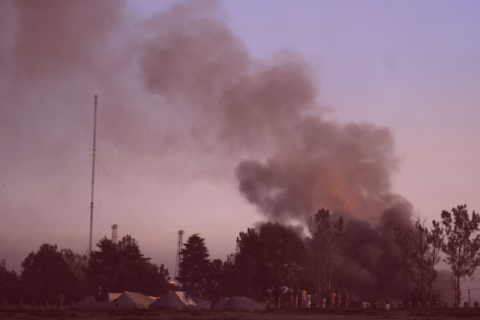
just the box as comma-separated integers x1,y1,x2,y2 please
269,286,394,310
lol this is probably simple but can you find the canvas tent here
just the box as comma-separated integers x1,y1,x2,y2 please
108,293,122,302
191,296,211,309
115,291,155,309
215,297,265,310
150,291,201,309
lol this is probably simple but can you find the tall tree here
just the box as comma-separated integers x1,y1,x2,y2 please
426,220,443,302
60,249,88,280
437,205,480,304
21,244,75,299
308,208,344,292
86,235,170,296
233,222,307,300
177,234,211,297
393,224,414,302
409,218,430,303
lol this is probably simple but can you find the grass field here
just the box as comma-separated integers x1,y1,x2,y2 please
2,308,480,320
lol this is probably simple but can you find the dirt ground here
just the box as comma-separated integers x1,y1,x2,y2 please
2,308,480,320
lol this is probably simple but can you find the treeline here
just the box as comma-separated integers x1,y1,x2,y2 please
175,204,480,304
1,204,480,305
0,235,175,302
393,205,480,305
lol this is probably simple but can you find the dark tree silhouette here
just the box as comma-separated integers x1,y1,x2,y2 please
177,234,211,297
231,222,307,300
437,205,480,304
308,208,344,293
20,244,75,300
86,235,170,296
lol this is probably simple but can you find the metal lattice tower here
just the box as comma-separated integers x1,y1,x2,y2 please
174,230,184,281
88,95,98,256
111,224,118,244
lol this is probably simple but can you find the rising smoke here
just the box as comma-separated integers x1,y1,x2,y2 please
1,0,413,296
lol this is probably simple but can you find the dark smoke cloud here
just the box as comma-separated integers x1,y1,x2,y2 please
138,0,413,296
1,0,413,295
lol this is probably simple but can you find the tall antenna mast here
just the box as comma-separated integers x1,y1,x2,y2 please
88,95,98,256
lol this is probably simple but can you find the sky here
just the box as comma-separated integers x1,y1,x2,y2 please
1,0,480,294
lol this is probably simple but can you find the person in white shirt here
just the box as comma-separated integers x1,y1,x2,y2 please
384,301,390,310
361,300,369,309
306,293,311,308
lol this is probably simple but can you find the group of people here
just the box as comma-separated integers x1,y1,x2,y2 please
270,286,350,309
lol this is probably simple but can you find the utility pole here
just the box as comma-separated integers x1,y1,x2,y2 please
88,95,98,256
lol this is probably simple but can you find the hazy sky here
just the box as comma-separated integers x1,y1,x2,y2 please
1,0,480,290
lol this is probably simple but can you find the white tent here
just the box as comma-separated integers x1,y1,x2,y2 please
108,293,122,302
216,297,265,310
115,291,155,309
150,291,200,309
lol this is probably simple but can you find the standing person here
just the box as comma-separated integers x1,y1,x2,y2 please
342,289,349,309
299,287,305,307
330,290,336,308
306,292,311,308
335,289,341,308
384,301,390,310
292,286,298,308
286,287,293,308
311,290,319,308
271,286,280,310
322,293,327,308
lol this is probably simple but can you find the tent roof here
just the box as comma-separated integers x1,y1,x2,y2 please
216,297,265,310
150,291,199,309
115,291,154,309
108,293,122,302
191,296,211,309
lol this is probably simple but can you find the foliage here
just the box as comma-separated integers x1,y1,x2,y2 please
437,205,480,304
393,223,414,301
20,243,75,299
86,235,170,296
0,269,20,301
60,249,88,280
176,233,211,298
393,216,443,303
226,222,307,300
308,208,344,292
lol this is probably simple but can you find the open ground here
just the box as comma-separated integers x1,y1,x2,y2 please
3,309,480,320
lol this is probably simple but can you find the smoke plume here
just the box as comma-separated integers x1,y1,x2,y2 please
137,0,414,296
1,0,413,296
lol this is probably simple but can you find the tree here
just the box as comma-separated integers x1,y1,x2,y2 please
20,244,75,299
176,234,211,297
60,248,88,280
232,222,307,300
0,268,20,301
393,224,414,302
426,220,443,302
437,205,480,304
204,259,223,299
409,218,431,303
308,208,344,292
393,217,444,304
86,235,170,296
